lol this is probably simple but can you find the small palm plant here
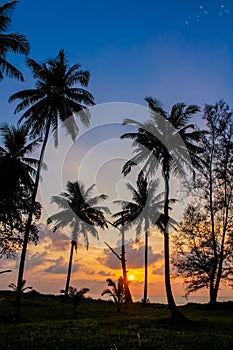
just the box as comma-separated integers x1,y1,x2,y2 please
9,279,32,293
61,286,89,319
101,277,125,313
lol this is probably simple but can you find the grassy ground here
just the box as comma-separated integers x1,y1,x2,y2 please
0,291,233,349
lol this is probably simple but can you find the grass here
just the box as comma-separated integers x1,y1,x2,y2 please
0,291,233,349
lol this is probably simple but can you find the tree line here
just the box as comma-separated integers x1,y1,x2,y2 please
0,1,232,323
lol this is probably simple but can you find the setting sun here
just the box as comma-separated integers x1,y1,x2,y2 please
128,275,135,281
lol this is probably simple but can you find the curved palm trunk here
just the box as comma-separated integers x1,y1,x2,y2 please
14,121,51,321
163,171,186,322
143,231,148,307
65,240,76,296
121,226,133,303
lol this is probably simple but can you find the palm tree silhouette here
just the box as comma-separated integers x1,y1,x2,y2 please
101,277,125,313
0,1,30,81
61,286,89,318
9,279,32,293
9,49,94,320
48,180,109,296
0,123,40,190
0,124,41,257
113,171,175,306
121,98,203,321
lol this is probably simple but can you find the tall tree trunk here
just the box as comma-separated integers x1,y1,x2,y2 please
143,231,148,307
65,240,76,296
213,158,230,304
163,170,186,322
209,285,217,304
209,134,218,303
212,210,229,304
121,226,132,303
14,121,51,321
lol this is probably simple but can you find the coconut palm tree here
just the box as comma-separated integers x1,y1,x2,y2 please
121,98,204,321
0,1,30,81
0,123,40,191
0,123,41,257
113,171,175,306
48,180,109,296
101,277,125,313
9,49,94,320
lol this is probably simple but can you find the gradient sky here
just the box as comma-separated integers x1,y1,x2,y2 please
0,0,233,301
0,0,232,119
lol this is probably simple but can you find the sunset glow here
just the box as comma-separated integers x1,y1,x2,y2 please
128,275,135,281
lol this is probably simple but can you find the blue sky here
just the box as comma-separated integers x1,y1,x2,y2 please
0,0,232,123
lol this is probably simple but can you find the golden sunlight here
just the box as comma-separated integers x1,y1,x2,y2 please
128,275,135,281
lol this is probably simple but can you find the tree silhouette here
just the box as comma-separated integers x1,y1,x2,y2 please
121,98,203,321
60,286,89,318
0,123,41,258
173,100,233,303
104,224,133,303
0,1,30,81
113,171,175,306
101,277,125,313
9,50,94,320
48,180,109,296
9,279,32,293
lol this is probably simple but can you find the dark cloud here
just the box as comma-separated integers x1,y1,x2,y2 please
37,223,70,252
26,251,48,271
44,256,79,275
98,270,114,277
128,246,163,268
97,248,121,270
98,243,163,269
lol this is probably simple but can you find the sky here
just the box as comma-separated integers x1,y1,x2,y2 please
0,0,233,301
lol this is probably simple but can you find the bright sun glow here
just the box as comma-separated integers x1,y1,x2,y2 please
128,275,135,281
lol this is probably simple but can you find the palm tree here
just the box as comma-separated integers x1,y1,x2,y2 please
0,123,40,191
101,277,125,313
0,124,41,257
48,180,109,296
0,1,30,81
9,49,94,320
113,171,175,306
60,286,89,318
9,279,32,293
121,98,203,321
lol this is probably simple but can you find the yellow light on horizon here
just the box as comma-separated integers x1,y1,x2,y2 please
128,275,135,281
